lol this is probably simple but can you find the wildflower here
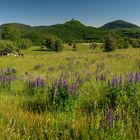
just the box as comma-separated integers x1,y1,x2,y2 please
107,108,114,128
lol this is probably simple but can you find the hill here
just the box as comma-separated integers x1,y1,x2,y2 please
101,20,138,29
0,20,106,43
101,20,140,39
33,19,106,42
101,20,139,29
1,19,140,43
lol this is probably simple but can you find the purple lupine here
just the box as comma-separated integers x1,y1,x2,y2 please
135,72,140,83
107,108,114,128
62,80,68,88
40,79,45,87
33,79,38,87
36,77,41,86
113,75,119,86
129,72,134,85
71,82,78,96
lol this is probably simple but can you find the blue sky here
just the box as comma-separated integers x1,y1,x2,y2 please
0,0,140,27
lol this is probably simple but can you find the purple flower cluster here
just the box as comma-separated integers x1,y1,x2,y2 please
0,75,11,85
0,68,17,86
53,79,78,97
107,108,114,128
108,72,140,88
26,77,45,88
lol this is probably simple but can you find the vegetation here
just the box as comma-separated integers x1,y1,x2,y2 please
0,40,15,55
16,38,32,49
44,36,63,52
1,19,140,139
72,43,77,51
101,20,138,29
0,45,140,139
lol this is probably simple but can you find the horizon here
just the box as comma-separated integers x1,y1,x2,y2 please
0,0,140,27
1,19,140,28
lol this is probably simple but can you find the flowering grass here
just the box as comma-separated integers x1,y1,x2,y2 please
0,45,140,139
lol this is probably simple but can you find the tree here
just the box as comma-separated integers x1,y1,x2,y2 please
1,26,21,41
123,38,130,49
0,40,15,55
16,38,32,49
104,32,125,52
104,32,117,52
44,36,63,52
129,38,140,48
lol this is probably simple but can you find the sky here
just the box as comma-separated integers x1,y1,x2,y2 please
0,0,140,27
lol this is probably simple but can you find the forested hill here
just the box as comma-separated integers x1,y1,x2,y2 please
101,20,139,29
0,19,140,44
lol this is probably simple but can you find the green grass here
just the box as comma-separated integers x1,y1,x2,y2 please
0,44,140,139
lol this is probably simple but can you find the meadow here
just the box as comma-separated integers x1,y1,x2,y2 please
0,44,140,139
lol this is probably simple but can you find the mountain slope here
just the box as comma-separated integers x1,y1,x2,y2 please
0,20,106,42
33,19,106,42
101,20,139,29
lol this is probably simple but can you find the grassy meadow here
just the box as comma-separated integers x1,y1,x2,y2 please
0,44,140,139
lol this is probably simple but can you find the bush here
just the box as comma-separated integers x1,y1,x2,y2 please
104,32,117,52
16,38,32,49
129,38,140,48
44,36,63,52
104,32,125,52
0,40,15,55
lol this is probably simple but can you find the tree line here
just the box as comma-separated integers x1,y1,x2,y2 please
0,25,140,55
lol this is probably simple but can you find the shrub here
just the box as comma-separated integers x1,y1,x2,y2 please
104,32,125,51
0,40,15,55
44,36,63,52
123,38,131,48
104,32,117,52
129,38,140,48
16,38,32,49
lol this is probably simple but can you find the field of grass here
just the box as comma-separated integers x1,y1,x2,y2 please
0,44,140,139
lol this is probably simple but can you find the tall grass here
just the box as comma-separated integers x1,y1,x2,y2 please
0,46,140,139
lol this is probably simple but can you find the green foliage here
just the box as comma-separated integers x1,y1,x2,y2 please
44,36,63,52
1,48,140,139
33,19,106,43
16,38,32,49
129,38,140,48
104,32,129,51
1,25,21,41
101,20,138,29
123,38,131,48
23,31,48,45
104,32,118,52
0,40,15,55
